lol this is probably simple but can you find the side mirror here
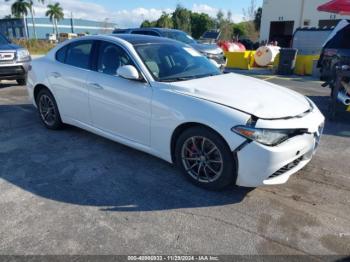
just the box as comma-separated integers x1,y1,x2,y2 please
117,65,140,81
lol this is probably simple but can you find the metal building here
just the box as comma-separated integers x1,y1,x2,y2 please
0,17,117,39
260,0,350,47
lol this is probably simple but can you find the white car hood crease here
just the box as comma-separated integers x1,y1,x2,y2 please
169,73,311,119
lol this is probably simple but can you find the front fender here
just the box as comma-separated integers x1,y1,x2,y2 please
150,86,251,162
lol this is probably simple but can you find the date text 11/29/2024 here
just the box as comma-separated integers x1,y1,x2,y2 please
127,255,219,261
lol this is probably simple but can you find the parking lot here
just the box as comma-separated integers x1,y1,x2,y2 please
0,75,350,256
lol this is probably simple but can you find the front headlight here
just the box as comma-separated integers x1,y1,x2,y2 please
17,48,31,62
232,126,307,146
201,51,212,57
202,52,222,59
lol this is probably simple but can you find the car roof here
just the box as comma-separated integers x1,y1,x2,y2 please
109,34,183,46
114,27,184,34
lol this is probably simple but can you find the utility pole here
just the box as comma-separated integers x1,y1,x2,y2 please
70,12,74,33
23,16,29,39
299,0,305,27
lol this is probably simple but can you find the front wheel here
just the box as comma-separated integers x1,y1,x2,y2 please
175,126,237,190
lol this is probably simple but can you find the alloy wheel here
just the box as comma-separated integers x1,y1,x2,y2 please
39,94,57,126
181,136,224,183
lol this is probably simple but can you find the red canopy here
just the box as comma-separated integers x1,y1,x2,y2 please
317,0,350,15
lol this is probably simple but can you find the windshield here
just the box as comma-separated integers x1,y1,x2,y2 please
163,31,196,45
0,34,9,45
135,43,221,82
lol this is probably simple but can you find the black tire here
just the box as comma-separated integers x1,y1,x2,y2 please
36,88,64,130
175,126,237,190
16,79,26,85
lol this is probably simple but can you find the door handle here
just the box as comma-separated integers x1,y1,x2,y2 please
51,72,61,78
88,82,103,90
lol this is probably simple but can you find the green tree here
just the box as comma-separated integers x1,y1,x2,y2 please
254,7,262,31
216,9,224,28
243,0,257,21
222,11,235,40
28,0,45,39
240,21,259,42
190,12,214,39
6,0,45,39
156,12,173,28
242,0,260,42
232,23,247,38
140,20,156,28
227,11,232,22
216,10,234,40
10,0,29,18
172,5,191,33
45,2,64,38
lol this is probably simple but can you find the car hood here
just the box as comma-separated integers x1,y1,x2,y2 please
190,43,223,55
0,43,20,51
169,73,311,119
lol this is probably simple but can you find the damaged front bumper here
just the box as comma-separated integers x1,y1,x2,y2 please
234,103,325,187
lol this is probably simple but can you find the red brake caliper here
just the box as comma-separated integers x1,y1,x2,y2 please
190,140,197,158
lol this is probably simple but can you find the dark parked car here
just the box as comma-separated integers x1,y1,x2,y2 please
318,20,350,81
0,33,31,85
199,30,221,44
113,28,225,66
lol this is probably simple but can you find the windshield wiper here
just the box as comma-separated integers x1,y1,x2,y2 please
194,73,219,78
160,76,197,82
160,73,219,82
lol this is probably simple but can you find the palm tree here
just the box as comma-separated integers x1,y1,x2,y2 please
28,0,45,39
10,0,29,18
6,0,45,39
45,3,64,38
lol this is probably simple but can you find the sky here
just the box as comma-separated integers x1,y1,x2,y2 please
0,0,263,28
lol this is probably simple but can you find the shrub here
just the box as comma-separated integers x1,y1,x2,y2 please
12,39,56,55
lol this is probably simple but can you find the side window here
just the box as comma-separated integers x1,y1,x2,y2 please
340,28,350,49
97,41,134,76
113,30,127,34
65,41,93,69
147,31,160,37
56,45,67,63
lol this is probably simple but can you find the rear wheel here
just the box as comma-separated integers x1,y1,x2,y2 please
175,126,237,190
36,89,63,130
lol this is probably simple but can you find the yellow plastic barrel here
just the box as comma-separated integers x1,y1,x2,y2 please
225,51,256,70
294,55,320,76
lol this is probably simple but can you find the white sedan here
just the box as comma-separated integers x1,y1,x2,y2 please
27,35,325,190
